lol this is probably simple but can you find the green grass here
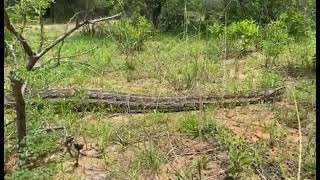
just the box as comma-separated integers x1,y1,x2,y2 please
8,164,58,180
4,22,316,179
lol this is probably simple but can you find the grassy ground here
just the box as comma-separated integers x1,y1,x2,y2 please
4,23,316,179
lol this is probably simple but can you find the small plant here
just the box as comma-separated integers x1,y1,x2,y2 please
258,70,282,88
85,122,113,146
8,165,57,179
178,114,199,136
272,105,309,129
206,39,224,62
133,145,166,173
166,63,199,90
178,114,218,138
262,121,287,147
302,118,316,179
286,33,316,71
175,155,210,179
123,58,138,82
207,21,224,61
226,139,260,178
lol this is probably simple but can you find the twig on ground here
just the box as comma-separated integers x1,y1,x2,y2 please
80,152,103,159
115,131,129,146
40,126,65,133
293,89,302,180
175,148,216,157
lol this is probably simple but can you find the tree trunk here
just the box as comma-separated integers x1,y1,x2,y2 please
39,11,44,52
9,74,26,145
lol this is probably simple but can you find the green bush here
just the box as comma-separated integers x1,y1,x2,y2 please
108,16,153,54
278,11,308,40
262,20,290,67
227,19,260,53
207,21,223,39
208,19,260,58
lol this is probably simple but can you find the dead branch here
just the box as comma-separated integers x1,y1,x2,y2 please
48,45,98,62
4,10,36,59
79,152,103,159
40,126,65,133
175,148,216,157
55,11,87,66
4,9,122,71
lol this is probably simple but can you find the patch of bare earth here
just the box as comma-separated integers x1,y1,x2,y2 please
80,113,131,127
54,136,109,180
4,150,17,175
213,104,306,144
212,103,307,178
139,135,229,180
55,124,230,180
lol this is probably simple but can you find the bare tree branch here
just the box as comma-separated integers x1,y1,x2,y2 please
4,9,122,71
55,11,86,66
4,10,36,58
29,13,122,70
49,46,98,62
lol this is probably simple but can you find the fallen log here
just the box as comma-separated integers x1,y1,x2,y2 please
5,87,286,113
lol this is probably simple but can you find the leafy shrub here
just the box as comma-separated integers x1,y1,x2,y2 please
227,19,260,53
108,16,152,55
207,21,223,39
262,20,290,67
278,11,308,40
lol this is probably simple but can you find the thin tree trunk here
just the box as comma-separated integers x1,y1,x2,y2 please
9,74,26,145
38,10,44,52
